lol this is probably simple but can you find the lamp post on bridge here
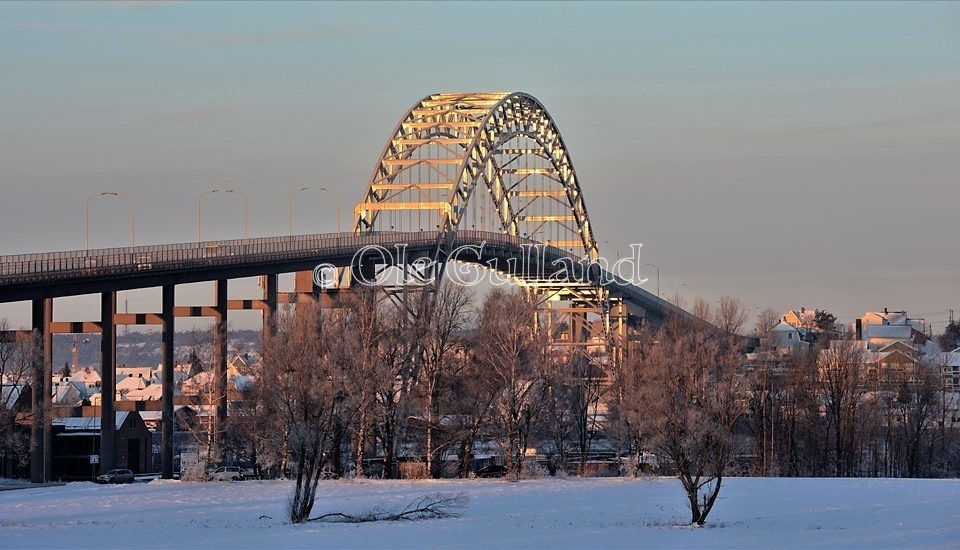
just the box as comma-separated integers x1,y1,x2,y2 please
84,192,135,250
288,186,341,235
197,189,249,241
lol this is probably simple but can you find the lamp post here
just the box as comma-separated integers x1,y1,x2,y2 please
84,192,135,250
645,263,660,298
197,189,248,241
289,186,341,235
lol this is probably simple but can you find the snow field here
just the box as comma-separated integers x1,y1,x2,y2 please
1,477,958,548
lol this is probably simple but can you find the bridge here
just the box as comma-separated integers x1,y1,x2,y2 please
0,92,686,483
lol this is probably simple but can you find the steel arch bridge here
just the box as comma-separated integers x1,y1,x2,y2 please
355,92,598,261
355,92,627,366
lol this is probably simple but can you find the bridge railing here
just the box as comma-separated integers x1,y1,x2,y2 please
0,230,564,286
0,232,420,284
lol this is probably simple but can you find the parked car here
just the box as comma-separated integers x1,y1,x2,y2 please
96,469,135,484
210,466,243,481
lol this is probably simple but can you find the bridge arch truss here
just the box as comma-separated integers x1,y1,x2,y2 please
354,92,599,262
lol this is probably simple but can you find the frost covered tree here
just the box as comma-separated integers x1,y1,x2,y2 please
262,302,348,523
632,297,747,525
473,289,547,479
416,282,472,478
816,338,869,477
0,320,37,477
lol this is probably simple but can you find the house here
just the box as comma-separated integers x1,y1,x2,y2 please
115,374,148,399
936,349,960,392
856,308,928,348
768,320,805,355
782,308,817,331
51,378,89,406
116,366,153,383
51,411,152,480
123,383,171,402
73,367,102,396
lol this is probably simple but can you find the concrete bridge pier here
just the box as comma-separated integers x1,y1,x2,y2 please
100,291,116,472
214,279,228,452
263,274,277,342
161,285,175,479
29,298,52,483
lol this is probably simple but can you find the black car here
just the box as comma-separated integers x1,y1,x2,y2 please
96,469,135,484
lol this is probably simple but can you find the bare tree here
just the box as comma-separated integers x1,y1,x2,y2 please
449,346,499,478
633,298,747,525
754,308,781,349
816,338,869,476
473,289,546,479
262,302,347,523
417,282,472,478
0,320,37,477
337,287,387,477
895,358,941,477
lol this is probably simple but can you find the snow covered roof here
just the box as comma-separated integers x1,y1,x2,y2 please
863,311,908,326
116,376,147,392
53,412,129,431
771,321,798,333
52,381,88,405
936,352,960,368
123,384,172,401
138,405,189,422
1,384,24,410
75,368,101,384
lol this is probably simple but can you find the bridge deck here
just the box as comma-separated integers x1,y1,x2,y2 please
0,230,682,321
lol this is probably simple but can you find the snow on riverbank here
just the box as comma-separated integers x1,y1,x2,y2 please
1,477,957,548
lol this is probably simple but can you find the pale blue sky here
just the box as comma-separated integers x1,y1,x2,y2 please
1,1,958,331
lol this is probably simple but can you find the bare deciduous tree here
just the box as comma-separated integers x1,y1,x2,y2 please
262,302,347,523
816,338,869,476
0,320,37,477
417,282,472,478
473,289,546,479
633,298,747,525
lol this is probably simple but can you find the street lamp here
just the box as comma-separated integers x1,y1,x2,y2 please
645,263,660,298
197,189,248,241
84,192,135,250
289,186,341,235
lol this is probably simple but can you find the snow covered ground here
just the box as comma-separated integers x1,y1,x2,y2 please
1,477,957,548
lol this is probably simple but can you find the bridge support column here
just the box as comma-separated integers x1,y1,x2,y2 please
161,285,175,479
100,291,116,472
41,299,52,482
263,274,277,342
29,299,52,483
214,279,228,453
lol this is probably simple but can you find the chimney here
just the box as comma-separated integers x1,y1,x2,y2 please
856,318,862,340
884,307,888,315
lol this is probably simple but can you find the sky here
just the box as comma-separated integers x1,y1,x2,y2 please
0,1,958,332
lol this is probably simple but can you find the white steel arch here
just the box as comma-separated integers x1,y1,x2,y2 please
354,92,600,261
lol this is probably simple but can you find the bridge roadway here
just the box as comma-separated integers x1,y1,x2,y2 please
0,230,681,321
